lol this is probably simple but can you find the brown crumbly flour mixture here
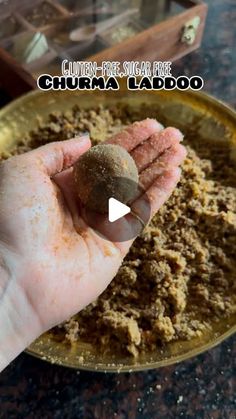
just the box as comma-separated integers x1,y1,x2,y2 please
2,103,236,357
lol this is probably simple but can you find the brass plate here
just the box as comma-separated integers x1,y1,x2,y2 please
0,82,235,372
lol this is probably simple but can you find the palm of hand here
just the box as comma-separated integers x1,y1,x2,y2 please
0,120,185,333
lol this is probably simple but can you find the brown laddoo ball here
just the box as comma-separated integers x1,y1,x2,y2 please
73,144,139,213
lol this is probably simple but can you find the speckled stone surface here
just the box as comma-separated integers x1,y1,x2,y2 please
0,0,235,418
173,0,236,107
0,336,235,419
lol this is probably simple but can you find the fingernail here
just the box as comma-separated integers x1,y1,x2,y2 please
177,129,184,141
73,134,90,143
73,131,89,139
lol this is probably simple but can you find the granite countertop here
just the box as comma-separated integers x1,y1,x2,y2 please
0,0,235,418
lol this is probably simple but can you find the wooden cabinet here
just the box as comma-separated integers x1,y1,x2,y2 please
0,0,207,98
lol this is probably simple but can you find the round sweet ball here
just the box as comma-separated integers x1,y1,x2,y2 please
73,144,139,213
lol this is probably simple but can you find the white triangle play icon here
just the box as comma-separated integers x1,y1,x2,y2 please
108,197,131,222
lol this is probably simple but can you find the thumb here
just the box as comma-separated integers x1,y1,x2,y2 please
27,135,91,176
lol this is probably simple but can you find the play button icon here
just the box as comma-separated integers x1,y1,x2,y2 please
81,176,151,242
108,198,130,222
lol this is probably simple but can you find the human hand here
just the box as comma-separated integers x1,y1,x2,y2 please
0,119,186,370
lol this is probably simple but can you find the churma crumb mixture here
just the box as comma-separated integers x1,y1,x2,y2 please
2,103,235,357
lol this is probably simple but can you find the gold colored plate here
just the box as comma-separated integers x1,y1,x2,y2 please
0,82,235,372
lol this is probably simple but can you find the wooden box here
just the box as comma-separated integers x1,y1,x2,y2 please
0,0,207,98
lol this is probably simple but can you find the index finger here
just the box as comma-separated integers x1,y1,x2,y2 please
106,118,163,151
